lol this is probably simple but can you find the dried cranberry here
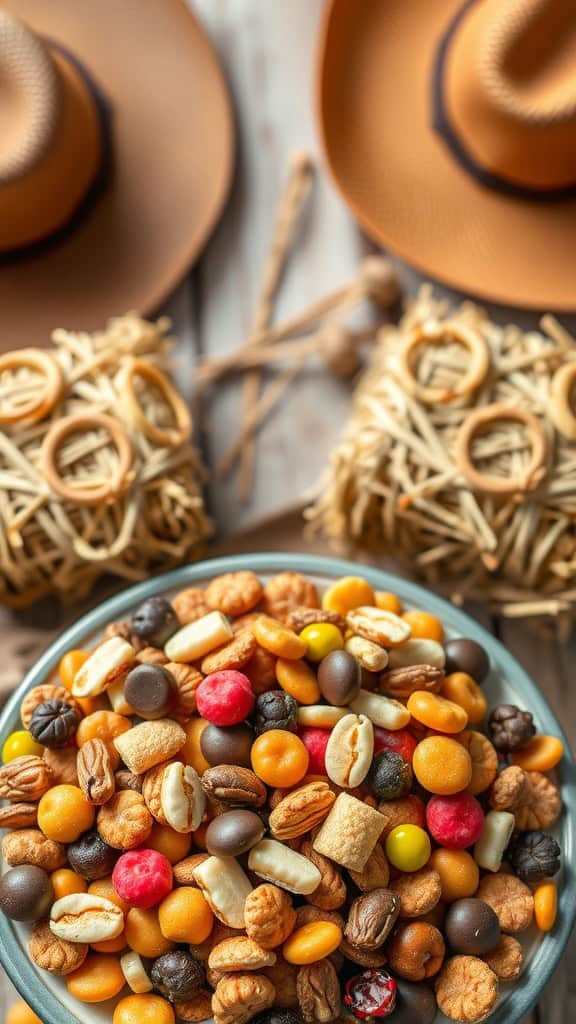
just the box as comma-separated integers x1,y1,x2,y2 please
488,704,535,752
344,968,397,1019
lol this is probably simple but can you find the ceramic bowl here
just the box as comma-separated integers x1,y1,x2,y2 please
0,554,574,1024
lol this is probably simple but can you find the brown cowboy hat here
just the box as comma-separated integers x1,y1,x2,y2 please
0,1,233,349
317,0,576,310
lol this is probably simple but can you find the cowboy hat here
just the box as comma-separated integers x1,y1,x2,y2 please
317,0,576,310
0,1,233,348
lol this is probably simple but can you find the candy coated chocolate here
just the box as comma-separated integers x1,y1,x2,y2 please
444,638,490,682
206,809,265,857
318,649,361,706
124,663,177,720
0,865,53,921
392,978,436,1024
200,722,254,768
445,898,500,955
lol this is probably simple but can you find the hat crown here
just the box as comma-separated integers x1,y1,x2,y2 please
442,0,576,190
0,11,60,185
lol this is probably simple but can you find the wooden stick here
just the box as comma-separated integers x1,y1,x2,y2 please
238,151,314,499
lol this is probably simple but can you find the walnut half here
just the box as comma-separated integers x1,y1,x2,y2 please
211,974,276,1024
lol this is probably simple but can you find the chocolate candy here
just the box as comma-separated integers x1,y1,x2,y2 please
29,699,81,748
206,809,265,857
124,663,177,720
67,831,118,880
444,638,489,682
445,898,500,955
131,597,180,647
0,865,53,921
392,978,436,1024
201,722,254,768
318,650,361,706
150,950,205,1002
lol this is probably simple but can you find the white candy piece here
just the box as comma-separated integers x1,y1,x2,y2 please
474,810,516,873
165,610,233,663
107,677,135,716
297,705,349,728
192,855,252,929
345,635,389,672
71,637,135,698
349,690,411,730
50,894,124,943
248,839,321,895
325,713,374,788
388,639,446,670
161,762,205,832
121,951,153,993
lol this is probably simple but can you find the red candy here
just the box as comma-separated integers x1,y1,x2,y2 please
426,793,485,849
112,849,173,908
298,727,330,775
374,727,417,763
196,670,255,726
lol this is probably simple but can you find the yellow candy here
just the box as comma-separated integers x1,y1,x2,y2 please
2,730,43,762
299,623,343,662
282,921,342,964
386,824,431,872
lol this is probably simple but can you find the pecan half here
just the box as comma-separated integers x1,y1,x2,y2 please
345,889,400,949
0,755,52,802
380,664,444,699
297,959,341,1023
201,766,267,808
77,739,115,805
0,802,38,828
287,608,346,634
269,782,336,840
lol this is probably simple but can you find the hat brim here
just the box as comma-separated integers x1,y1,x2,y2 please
2,0,234,348
316,0,576,311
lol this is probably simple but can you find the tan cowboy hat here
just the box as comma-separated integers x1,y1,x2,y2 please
0,1,233,348
317,0,576,310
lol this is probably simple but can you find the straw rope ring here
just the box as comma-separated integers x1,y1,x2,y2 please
41,412,134,507
548,361,576,441
397,320,490,404
454,403,548,496
119,359,192,448
0,348,63,425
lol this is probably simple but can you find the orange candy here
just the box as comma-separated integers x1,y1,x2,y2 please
6,1001,42,1024
147,823,192,865
276,658,320,705
76,710,131,769
429,848,479,902
511,735,563,772
375,591,403,615
181,717,211,775
441,673,487,725
38,785,95,843
66,954,125,1002
322,576,376,615
59,649,90,690
92,931,127,954
253,616,307,660
283,921,342,964
407,691,468,734
534,880,558,932
158,887,213,944
125,907,174,958
402,610,444,643
413,736,472,795
113,994,175,1024
51,868,87,900
251,729,309,787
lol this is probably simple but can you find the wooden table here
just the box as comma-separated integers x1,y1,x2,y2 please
1,1,575,1019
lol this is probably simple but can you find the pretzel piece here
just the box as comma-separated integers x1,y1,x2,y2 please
454,403,548,496
397,320,490,404
0,349,63,424
41,413,133,507
548,361,576,440
119,359,191,448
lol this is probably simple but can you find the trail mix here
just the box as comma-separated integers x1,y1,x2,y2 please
0,570,565,1024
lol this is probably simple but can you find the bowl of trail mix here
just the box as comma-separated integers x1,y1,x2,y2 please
0,554,574,1024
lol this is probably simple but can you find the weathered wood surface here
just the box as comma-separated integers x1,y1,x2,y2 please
1,1,575,1019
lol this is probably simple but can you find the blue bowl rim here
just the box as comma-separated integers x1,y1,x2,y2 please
0,552,574,1024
